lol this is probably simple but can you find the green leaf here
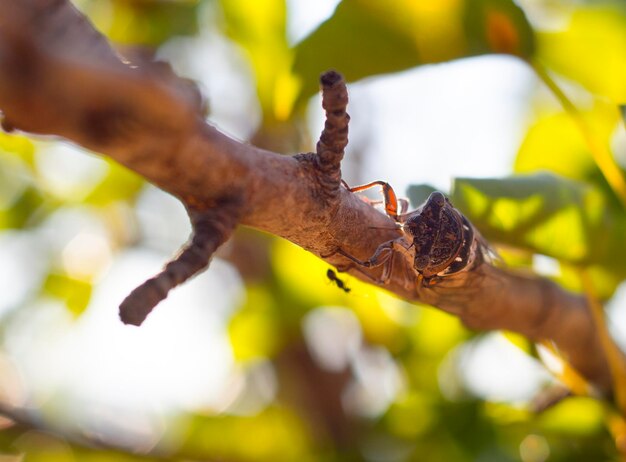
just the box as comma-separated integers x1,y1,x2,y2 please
78,0,201,47
0,131,36,167
83,160,144,206
228,285,281,361
0,186,49,229
271,239,404,348
407,184,438,207
464,0,535,57
538,6,626,103
178,408,312,461
451,173,626,276
514,101,624,210
293,0,535,102
219,0,298,122
0,134,44,229
43,273,93,317
514,108,617,182
558,262,622,300
538,397,605,436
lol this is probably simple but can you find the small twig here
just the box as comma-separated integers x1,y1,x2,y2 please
119,198,242,326
313,70,350,199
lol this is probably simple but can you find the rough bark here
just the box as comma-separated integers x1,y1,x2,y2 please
0,0,622,395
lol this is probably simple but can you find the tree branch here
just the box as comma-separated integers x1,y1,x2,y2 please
0,0,622,395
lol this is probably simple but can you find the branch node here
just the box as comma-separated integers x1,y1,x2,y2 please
119,198,242,326
314,70,350,200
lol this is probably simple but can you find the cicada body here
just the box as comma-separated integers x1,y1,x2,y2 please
401,191,477,280
336,183,486,288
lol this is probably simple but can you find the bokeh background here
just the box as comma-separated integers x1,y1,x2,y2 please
1,0,626,460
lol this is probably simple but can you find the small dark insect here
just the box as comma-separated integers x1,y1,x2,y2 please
337,181,482,287
327,269,351,293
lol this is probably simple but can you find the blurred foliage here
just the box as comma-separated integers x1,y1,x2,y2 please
176,408,314,461
452,174,621,268
293,0,535,104
42,272,93,317
83,160,144,207
218,0,299,123
0,133,50,229
514,104,618,185
451,174,626,298
79,0,202,46
537,5,626,103
406,184,438,207
1,0,626,461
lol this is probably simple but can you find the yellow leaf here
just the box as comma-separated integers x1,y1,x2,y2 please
539,7,626,102
219,0,295,121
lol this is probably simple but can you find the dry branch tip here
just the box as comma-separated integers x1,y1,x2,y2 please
320,69,343,87
119,199,242,326
312,70,350,201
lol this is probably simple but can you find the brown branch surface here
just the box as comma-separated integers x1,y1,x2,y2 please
0,0,622,395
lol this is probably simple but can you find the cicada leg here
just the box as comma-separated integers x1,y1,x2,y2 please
345,180,400,221
334,237,415,286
